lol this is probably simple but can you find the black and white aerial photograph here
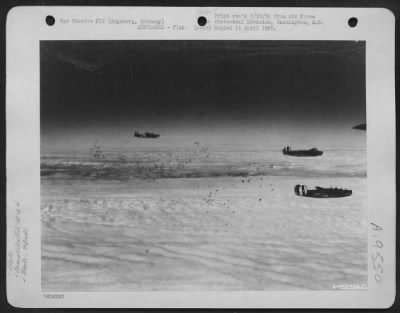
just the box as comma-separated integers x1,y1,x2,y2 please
40,40,367,291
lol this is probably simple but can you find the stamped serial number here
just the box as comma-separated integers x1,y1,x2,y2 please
43,294,64,299
370,222,384,283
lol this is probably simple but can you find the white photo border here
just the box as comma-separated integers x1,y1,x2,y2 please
6,6,396,308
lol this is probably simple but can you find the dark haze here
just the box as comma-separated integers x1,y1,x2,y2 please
41,40,365,133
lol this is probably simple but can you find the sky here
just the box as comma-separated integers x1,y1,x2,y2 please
40,40,366,151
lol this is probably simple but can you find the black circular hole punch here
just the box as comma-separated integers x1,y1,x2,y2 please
348,17,358,28
46,15,55,26
197,16,207,27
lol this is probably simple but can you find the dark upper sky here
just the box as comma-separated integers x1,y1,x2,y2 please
40,40,365,133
